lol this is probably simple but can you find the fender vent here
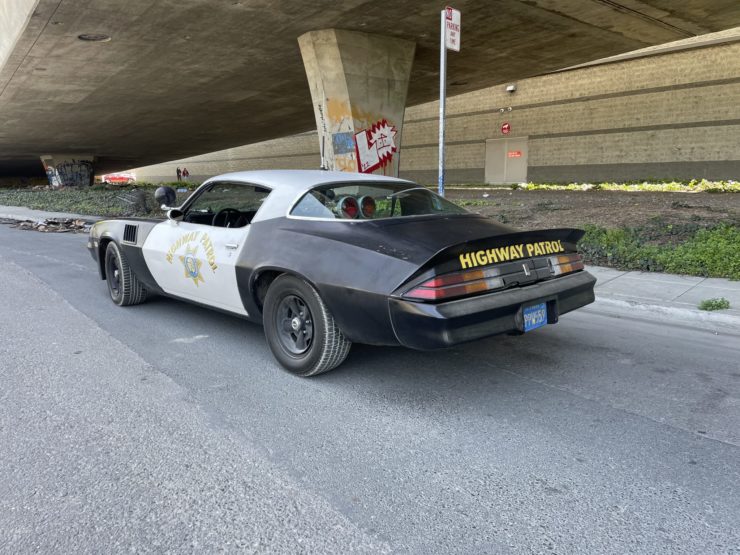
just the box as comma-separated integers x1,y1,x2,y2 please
123,224,138,244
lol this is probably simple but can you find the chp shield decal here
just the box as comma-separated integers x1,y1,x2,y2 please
166,231,218,285
180,245,204,286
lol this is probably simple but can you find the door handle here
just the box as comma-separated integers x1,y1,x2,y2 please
225,243,239,250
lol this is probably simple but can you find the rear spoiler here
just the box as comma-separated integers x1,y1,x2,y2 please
416,228,585,278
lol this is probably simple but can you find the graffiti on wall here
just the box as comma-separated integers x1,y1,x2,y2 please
354,119,398,173
42,158,93,188
44,165,62,188
317,98,399,174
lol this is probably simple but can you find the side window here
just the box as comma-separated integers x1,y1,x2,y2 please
185,182,270,227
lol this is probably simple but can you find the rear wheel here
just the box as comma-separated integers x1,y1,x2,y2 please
105,241,147,306
263,275,351,376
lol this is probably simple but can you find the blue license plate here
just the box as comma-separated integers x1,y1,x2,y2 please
523,302,548,332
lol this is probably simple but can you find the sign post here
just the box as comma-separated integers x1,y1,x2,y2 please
438,6,460,197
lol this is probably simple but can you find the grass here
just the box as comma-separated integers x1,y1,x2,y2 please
698,297,731,311
514,179,740,193
433,179,740,192
579,223,740,279
0,186,190,218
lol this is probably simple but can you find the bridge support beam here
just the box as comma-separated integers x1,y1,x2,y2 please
298,29,415,176
40,154,95,188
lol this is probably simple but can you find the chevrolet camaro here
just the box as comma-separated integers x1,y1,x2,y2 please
87,170,596,376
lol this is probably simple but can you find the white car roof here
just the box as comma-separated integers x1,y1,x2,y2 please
200,170,416,222
206,169,411,191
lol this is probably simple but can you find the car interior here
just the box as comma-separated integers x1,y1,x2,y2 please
184,208,257,228
183,182,269,227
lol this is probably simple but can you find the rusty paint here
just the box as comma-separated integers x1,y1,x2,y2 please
335,155,358,172
326,98,351,125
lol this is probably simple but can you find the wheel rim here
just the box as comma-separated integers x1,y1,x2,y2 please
276,294,313,355
106,251,121,298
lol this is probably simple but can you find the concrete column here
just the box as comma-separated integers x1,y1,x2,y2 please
40,154,95,188
298,29,415,176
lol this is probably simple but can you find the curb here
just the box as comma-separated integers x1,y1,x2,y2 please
0,207,102,225
587,296,740,334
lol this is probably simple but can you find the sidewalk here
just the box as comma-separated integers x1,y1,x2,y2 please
587,266,740,318
1,204,738,326
0,205,102,223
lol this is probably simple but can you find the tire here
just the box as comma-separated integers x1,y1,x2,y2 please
263,275,351,376
104,241,147,306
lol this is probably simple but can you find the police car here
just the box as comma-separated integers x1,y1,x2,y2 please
87,170,596,376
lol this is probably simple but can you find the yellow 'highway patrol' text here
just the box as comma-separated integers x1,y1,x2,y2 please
459,240,565,269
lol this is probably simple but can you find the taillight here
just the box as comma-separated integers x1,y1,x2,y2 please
404,267,504,301
549,253,584,275
403,252,585,302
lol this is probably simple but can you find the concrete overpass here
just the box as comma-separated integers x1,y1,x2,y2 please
2,0,740,184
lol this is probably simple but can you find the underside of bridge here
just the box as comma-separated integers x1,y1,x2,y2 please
2,0,740,177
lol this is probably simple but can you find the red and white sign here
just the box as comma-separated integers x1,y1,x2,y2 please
444,6,461,51
501,122,511,135
101,171,136,184
507,150,522,158
354,119,398,173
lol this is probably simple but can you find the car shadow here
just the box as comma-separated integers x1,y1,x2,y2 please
136,292,590,413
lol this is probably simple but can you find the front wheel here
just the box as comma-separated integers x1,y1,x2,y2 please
105,241,147,306
263,275,351,376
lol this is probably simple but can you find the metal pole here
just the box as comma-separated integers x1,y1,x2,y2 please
438,9,447,197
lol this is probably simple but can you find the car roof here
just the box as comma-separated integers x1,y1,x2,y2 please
201,170,416,223
206,169,413,192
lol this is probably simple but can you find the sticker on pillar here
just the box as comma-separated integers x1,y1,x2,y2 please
332,132,356,155
354,119,398,173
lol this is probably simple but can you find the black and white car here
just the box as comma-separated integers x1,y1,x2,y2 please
87,170,596,376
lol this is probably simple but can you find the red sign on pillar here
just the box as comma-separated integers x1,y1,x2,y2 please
501,122,511,135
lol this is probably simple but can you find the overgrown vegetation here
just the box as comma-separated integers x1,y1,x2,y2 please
0,187,189,218
514,179,740,193
698,297,731,311
579,223,740,279
1,180,738,279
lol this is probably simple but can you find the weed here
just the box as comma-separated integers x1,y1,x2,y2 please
534,201,563,211
456,199,498,207
698,297,731,311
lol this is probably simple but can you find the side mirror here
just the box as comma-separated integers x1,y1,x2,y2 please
166,208,184,220
154,186,176,209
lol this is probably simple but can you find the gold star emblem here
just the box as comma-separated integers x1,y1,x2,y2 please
179,245,204,286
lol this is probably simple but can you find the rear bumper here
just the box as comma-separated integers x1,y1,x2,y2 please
389,270,596,350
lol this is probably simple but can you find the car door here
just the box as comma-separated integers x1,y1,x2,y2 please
141,181,268,315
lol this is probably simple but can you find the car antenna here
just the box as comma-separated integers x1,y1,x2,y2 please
319,135,328,170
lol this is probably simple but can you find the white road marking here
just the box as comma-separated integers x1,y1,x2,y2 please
170,334,209,344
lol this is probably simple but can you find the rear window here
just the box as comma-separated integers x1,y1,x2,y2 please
290,182,468,220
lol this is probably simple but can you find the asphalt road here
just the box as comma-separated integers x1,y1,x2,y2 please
0,224,738,554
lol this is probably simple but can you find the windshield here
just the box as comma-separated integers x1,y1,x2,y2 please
290,182,469,220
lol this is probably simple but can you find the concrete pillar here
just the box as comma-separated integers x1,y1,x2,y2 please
298,29,415,176
40,154,95,188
